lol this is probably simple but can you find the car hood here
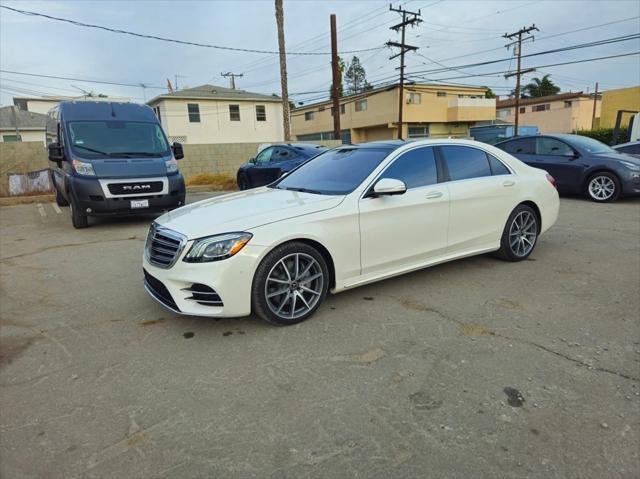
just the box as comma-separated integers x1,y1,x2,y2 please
594,152,640,166
155,187,344,239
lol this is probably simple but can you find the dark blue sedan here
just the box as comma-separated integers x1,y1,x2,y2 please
236,143,328,190
495,134,640,202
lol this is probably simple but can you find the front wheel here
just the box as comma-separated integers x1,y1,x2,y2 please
237,173,249,190
55,188,69,207
69,197,88,229
252,242,329,325
586,172,620,202
495,204,538,261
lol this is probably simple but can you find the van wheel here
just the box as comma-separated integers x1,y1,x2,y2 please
69,198,88,229
55,188,69,207
252,242,329,325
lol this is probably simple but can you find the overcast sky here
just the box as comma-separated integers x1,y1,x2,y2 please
1,0,639,107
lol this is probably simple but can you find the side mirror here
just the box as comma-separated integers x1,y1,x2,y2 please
172,142,184,160
249,157,256,164
48,142,64,162
371,178,407,197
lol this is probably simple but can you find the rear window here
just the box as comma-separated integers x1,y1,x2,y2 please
440,146,492,181
498,138,536,155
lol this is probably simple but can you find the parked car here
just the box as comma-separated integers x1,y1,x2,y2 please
613,141,640,158
495,134,640,202
47,101,186,228
236,143,328,189
143,139,559,325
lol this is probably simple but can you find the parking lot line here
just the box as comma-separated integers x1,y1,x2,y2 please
36,203,46,218
51,203,62,214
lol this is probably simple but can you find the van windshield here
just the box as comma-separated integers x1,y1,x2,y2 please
68,121,170,159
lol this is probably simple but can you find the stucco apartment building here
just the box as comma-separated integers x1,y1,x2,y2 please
146,85,284,144
291,83,496,143
598,86,640,129
496,92,600,134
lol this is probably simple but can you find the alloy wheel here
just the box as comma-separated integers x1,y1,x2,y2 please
588,175,616,201
264,253,324,320
508,210,537,257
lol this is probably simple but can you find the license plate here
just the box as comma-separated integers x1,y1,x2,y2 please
131,199,149,209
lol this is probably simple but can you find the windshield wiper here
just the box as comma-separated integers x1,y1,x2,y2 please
280,186,323,195
73,145,111,156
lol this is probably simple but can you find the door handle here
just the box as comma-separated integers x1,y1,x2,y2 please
425,191,443,199
502,180,516,187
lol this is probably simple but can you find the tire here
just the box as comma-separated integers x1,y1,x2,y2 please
494,204,539,262
585,172,620,202
55,188,69,207
252,242,329,325
237,173,249,191
69,197,89,229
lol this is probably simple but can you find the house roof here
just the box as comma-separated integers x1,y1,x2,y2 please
147,84,281,104
0,106,47,130
496,92,591,109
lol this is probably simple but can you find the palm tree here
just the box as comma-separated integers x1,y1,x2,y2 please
521,74,560,98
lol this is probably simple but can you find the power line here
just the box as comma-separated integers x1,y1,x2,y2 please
0,69,166,90
0,5,384,56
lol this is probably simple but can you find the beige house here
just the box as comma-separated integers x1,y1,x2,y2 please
291,83,495,143
496,92,600,134
146,85,284,144
13,95,130,115
0,106,50,144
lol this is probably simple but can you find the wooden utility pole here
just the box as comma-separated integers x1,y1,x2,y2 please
330,14,341,141
592,82,599,129
221,72,244,90
504,25,538,136
275,0,291,141
387,5,421,140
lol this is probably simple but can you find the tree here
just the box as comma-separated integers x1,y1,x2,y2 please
482,86,496,99
328,56,346,99
521,74,560,98
344,56,372,95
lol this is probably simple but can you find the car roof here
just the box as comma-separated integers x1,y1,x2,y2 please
272,143,328,154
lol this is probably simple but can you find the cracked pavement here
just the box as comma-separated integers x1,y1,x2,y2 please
1,194,639,478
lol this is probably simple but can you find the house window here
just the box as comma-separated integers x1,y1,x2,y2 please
305,111,315,121
229,104,240,121
497,109,509,119
153,106,161,123
2,134,22,142
187,103,200,123
408,125,429,138
255,105,266,121
519,107,526,114
319,106,325,112
437,91,447,97
564,101,572,108
532,104,550,112
355,99,367,112
331,104,345,116
407,92,421,104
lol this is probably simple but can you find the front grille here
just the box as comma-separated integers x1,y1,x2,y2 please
143,269,179,311
182,283,224,307
145,223,186,268
108,181,164,195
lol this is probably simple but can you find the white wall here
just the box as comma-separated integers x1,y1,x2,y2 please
153,98,284,144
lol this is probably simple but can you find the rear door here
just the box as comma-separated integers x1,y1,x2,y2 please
498,137,538,167
440,145,517,252
358,146,449,275
534,137,583,192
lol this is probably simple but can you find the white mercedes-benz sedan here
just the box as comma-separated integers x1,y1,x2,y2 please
143,139,559,325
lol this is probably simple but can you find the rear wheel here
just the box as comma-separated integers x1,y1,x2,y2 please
586,172,620,202
55,188,69,207
252,242,329,325
495,204,538,261
69,197,88,229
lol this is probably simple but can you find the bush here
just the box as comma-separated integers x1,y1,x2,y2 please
185,173,237,190
575,128,629,145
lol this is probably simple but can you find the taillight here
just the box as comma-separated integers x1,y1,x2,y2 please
546,173,557,189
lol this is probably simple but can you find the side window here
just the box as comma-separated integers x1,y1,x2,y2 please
271,147,298,163
487,153,511,175
537,137,573,156
440,146,492,181
499,138,535,155
379,147,438,189
255,147,273,165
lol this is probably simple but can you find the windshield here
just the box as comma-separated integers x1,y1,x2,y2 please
68,121,170,159
567,135,616,154
273,147,393,195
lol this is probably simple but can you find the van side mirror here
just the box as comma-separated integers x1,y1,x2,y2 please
172,142,184,160
48,142,64,162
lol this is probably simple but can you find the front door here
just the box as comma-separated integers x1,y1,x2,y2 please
534,137,584,193
358,146,449,276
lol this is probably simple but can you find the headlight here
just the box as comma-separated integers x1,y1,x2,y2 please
72,159,95,176
620,160,640,171
183,232,252,263
165,158,179,173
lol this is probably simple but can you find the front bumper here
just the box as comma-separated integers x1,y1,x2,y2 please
69,174,186,216
142,244,265,318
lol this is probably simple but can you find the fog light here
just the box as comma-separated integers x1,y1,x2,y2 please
86,208,92,213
